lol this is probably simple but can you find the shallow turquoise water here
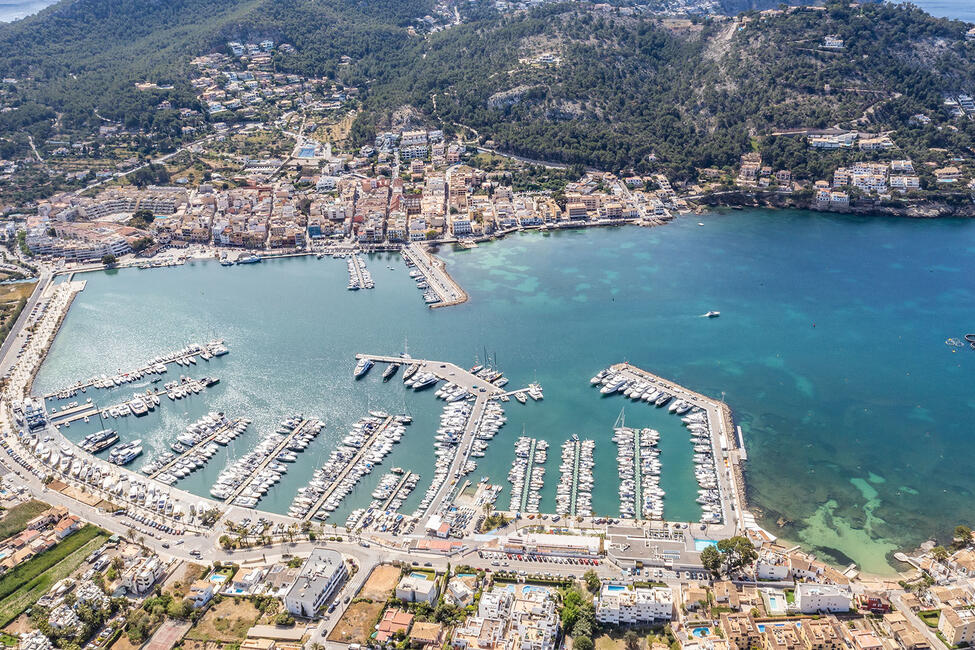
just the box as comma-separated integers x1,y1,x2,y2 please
34,209,975,573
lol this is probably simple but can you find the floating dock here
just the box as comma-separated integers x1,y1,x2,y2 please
147,418,247,480
380,471,414,511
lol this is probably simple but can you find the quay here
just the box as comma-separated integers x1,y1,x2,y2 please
355,354,506,398
423,395,490,518
379,471,414,511
402,243,468,308
608,362,746,537
302,415,396,521
224,418,318,504
147,418,247,480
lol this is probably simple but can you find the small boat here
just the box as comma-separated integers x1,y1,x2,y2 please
705,311,720,318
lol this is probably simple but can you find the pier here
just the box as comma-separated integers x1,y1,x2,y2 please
42,340,228,400
48,378,217,426
402,243,467,308
347,254,374,290
379,471,414,511
521,438,538,512
224,418,317,504
302,415,396,521
632,428,644,516
147,418,247,480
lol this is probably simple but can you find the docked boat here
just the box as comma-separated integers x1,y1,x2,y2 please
237,255,262,265
382,363,401,382
80,429,118,454
354,358,374,379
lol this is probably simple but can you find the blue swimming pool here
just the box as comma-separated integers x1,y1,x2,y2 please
692,628,710,638
606,584,626,592
694,539,718,551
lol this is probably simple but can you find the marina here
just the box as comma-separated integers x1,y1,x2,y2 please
592,362,741,529
292,413,410,521
507,436,548,513
556,436,594,517
210,417,323,508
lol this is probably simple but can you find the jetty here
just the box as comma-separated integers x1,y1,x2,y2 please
49,377,217,426
224,418,317,503
401,243,467,308
302,415,396,521
380,471,414,511
42,340,228,400
147,418,247,480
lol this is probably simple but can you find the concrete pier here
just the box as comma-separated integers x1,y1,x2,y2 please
402,243,467,308
379,471,414,511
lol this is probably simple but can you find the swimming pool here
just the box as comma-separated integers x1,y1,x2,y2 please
694,539,718,552
297,146,316,157
692,628,710,638
409,572,430,579
209,573,229,583
606,584,626,592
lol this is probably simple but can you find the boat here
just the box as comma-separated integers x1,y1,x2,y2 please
237,255,262,265
220,259,234,266
705,311,720,318
382,363,401,382
80,429,118,453
354,358,374,379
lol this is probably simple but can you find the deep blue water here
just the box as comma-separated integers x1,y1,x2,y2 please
33,209,975,574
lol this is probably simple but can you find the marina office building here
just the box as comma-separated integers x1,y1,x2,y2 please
283,548,347,617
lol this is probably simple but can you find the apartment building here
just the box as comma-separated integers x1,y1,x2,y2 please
595,585,673,625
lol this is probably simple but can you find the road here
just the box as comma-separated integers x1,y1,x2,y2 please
0,272,51,378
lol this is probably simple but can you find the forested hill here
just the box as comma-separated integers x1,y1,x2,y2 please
0,0,432,130
2,0,974,179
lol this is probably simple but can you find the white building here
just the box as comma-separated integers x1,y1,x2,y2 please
795,583,851,614
121,555,166,595
283,548,347,617
396,574,439,604
755,552,790,580
595,584,674,625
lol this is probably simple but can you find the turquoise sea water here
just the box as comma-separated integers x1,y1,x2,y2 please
34,209,975,574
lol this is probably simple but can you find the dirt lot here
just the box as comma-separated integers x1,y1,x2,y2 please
328,600,383,645
185,598,261,643
359,564,401,601
3,613,31,635
108,634,143,650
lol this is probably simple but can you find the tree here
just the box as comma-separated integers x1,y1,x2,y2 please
624,630,641,650
953,525,972,549
701,544,722,577
715,536,758,575
583,569,600,594
574,637,594,650
101,254,117,266
932,546,949,562
275,612,295,626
